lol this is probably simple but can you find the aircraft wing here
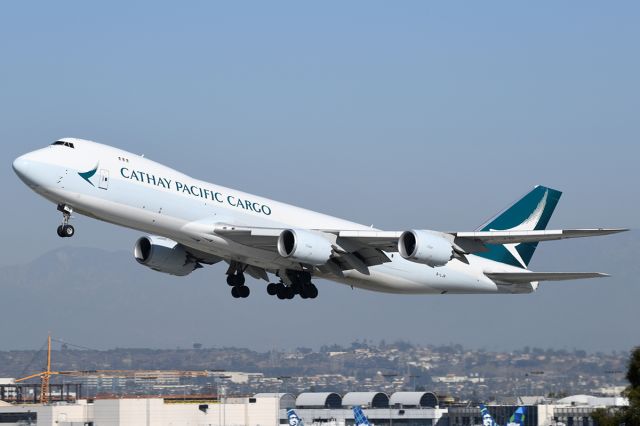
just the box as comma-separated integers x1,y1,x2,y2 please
485,271,609,284
214,225,403,250
336,228,627,257
213,224,397,272
213,225,626,266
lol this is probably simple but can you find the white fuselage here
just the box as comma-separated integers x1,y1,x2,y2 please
13,139,529,295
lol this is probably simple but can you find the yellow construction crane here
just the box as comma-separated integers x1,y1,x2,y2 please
15,335,55,404
15,335,226,404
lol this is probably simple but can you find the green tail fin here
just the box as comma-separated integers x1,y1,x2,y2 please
475,185,562,268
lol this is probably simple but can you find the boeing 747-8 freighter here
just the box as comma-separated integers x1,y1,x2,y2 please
13,138,625,299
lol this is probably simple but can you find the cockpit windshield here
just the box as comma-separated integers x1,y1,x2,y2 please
51,141,75,148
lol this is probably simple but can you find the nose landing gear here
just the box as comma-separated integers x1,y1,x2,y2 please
56,204,75,238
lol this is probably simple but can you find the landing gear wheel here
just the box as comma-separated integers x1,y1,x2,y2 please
285,287,295,299
267,283,278,296
231,286,241,298
276,285,287,300
238,285,250,298
57,225,65,237
308,284,318,299
62,225,75,238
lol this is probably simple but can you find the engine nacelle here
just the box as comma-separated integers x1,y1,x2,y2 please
398,230,454,267
277,229,333,265
133,236,199,276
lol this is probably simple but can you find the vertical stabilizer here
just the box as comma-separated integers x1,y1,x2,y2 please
287,408,304,426
475,185,562,268
353,405,371,426
508,406,527,425
480,404,498,426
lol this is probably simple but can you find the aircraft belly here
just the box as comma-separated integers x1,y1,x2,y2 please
316,257,499,295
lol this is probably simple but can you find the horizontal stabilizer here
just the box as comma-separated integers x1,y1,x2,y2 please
454,228,627,246
486,271,609,284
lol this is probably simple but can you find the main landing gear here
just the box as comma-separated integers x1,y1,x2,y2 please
226,263,250,299
224,264,318,300
266,271,318,300
56,204,75,238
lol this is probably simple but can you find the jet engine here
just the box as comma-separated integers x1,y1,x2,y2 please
277,229,333,265
133,236,200,276
398,230,454,267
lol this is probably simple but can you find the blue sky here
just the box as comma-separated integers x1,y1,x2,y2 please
1,2,638,351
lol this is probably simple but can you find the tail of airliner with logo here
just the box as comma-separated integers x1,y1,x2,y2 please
474,185,562,268
480,404,526,426
287,408,304,426
352,405,371,426
480,404,498,426
507,406,526,425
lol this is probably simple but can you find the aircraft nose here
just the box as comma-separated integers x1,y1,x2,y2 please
13,153,34,183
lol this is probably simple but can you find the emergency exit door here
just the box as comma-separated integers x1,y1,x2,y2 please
98,169,109,189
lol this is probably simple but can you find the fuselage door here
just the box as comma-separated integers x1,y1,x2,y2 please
98,169,109,190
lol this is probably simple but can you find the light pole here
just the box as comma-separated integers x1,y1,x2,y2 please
382,373,398,426
408,375,421,391
213,373,230,426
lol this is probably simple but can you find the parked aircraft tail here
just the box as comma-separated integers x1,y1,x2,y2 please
508,406,526,425
480,404,499,426
353,405,371,426
480,404,527,426
287,408,304,426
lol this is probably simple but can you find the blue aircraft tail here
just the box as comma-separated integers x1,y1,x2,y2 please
352,405,371,426
508,406,526,425
287,408,304,426
480,404,527,426
474,185,562,268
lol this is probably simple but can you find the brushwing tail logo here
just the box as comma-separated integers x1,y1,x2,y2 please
78,164,99,186
490,189,549,268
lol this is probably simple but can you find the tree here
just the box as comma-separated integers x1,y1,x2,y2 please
624,346,640,424
591,346,640,425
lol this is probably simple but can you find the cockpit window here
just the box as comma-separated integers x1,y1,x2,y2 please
51,141,75,148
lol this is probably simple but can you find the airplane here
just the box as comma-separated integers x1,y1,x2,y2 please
352,405,371,426
480,404,526,426
12,138,626,300
287,408,304,426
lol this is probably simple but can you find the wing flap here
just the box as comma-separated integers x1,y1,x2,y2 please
337,230,403,251
486,271,609,284
213,224,282,250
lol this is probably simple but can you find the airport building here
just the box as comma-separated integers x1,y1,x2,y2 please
0,391,628,425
